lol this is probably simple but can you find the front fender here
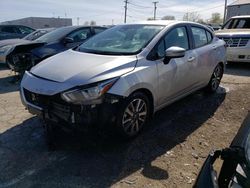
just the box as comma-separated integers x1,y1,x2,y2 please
108,63,158,107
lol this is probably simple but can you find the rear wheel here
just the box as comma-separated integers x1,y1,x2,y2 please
205,64,223,93
116,92,150,138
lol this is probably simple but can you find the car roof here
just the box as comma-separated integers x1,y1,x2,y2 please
118,20,206,27
56,25,106,29
0,25,33,28
231,15,250,19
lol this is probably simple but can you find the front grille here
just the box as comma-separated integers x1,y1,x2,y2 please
219,37,250,47
23,88,50,107
23,88,73,117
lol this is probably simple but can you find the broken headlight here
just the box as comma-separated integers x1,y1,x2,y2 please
61,78,118,105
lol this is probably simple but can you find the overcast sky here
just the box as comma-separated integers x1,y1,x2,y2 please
0,0,235,25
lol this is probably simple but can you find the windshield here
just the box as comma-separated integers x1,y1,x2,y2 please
35,27,74,43
78,24,164,55
23,30,48,41
222,18,250,29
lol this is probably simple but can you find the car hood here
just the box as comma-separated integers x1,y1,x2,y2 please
31,49,137,86
0,39,30,48
215,29,250,37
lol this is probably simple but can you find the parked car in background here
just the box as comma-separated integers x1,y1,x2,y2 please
0,28,54,65
0,25,35,40
207,23,222,31
20,21,226,142
7,26,107,74
194,112,250,188
215,15,250,63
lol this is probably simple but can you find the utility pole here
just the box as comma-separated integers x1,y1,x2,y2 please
153,1,159,20
124,0,128,23
223,0,227,23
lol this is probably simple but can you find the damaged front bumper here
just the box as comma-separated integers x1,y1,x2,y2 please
7,52,35,73
20,86,120,131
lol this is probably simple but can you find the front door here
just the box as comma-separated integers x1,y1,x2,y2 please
155,26,197,106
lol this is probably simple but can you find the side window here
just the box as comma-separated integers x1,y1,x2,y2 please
94,28,106,34
151,27,188,60
67,28,91,42
156,39,165,58
18,26,34,34
164,27,189,50
206,30,213,44
1,26,17,33
191,27,208,48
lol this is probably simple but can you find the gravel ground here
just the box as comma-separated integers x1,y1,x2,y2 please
0,63,249,188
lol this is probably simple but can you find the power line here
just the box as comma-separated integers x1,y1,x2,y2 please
128,2,151,9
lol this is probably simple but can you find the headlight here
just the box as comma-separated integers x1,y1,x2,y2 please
0,45,13,54
61,78,118,105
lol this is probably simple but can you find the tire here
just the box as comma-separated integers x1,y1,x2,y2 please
116,92,151,138
205,64,223,93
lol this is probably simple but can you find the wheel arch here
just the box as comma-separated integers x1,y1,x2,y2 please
218,61,225,72
129,88,155,117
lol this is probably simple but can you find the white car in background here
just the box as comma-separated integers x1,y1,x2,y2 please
216,15,250,63
20,21,226,140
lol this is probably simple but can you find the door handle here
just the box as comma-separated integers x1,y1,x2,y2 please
212,46,217,50
188,56,195,62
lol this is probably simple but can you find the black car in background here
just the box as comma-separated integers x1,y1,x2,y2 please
7,26,107,74
194,112,250,188
0,25,35,40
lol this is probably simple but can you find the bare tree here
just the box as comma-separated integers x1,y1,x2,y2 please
90,20,96,26
183,12,200,22
210,13,222,24
161,15,175,20
197,19,205,24
147,17,154,20
84,21,89,26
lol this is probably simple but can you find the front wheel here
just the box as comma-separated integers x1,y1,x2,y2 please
116,92,150,138
205,64,223,93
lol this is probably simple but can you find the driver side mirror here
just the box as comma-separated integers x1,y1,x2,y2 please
163,46,186,64
63,37,74,44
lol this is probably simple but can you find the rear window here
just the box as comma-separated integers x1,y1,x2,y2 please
191,27,208,48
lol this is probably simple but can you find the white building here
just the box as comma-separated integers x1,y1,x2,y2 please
226,0,250,21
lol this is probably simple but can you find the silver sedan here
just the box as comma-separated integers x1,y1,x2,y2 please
20,21,226,139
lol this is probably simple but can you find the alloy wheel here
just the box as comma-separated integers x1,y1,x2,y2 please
122,98,148,136
211,65,223,91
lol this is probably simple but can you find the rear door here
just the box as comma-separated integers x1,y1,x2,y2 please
190,26,216,84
